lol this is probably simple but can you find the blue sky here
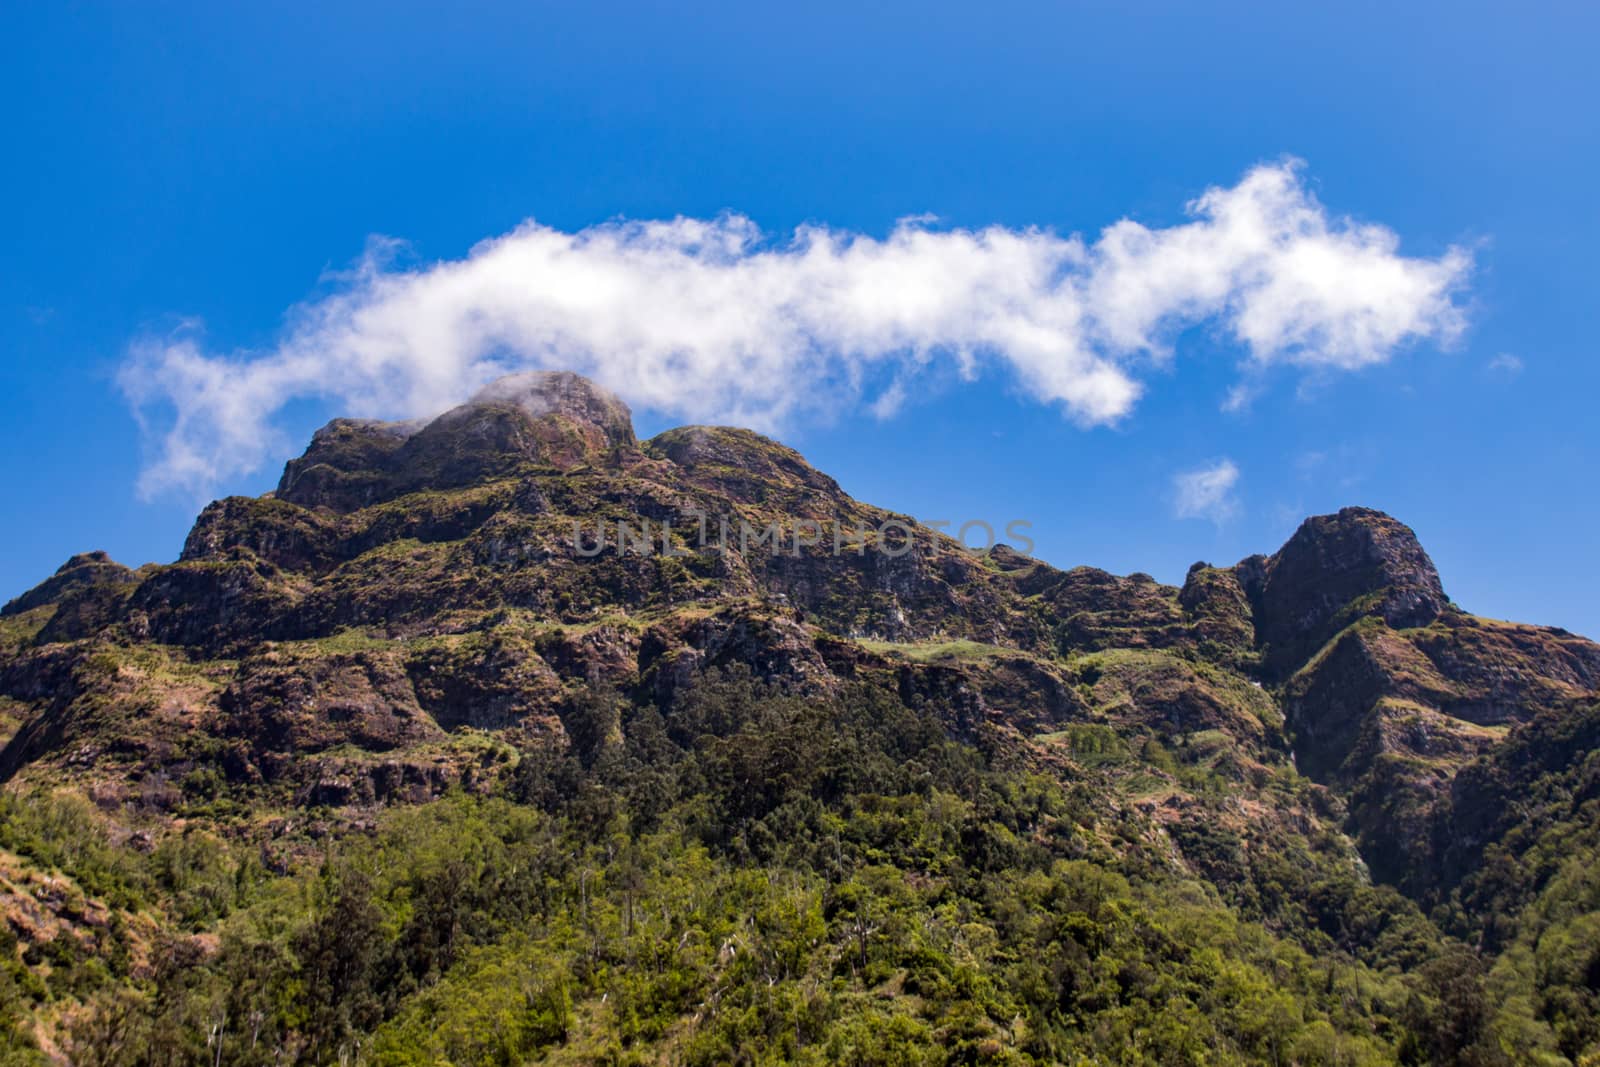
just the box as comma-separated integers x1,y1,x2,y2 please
4,2,1598,637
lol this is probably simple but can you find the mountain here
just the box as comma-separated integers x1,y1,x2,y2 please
3,372,1598,1065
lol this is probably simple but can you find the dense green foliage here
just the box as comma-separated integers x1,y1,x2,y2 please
7,669,1584,1065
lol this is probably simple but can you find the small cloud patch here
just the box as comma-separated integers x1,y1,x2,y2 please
1487,353,1524,377
1173,459,1242,524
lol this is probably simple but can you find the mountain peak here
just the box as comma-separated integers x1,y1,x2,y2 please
2,550,132,617
644,425,842,501
276,371,637,510
1250,506,1447,673
466,370,635,448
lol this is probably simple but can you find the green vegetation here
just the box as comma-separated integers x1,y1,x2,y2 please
0,606,52,653
857,639,1011,663
1,669,1558,1065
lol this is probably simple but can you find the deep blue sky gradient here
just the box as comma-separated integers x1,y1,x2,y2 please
4,2,1597,635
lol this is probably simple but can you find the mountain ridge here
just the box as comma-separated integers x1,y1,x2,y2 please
3,371,1599,1064
4,372,1594,860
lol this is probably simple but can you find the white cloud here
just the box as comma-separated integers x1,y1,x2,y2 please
1173,459,1242,523
120,159,1472,497
1487,353,1524,377
1221,381,1261,414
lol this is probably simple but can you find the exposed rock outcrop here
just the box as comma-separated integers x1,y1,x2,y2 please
3,551,133,617
1248,507,1447,677
277,371,638,511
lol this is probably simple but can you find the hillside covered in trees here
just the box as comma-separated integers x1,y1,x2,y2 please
3,372,1598,1065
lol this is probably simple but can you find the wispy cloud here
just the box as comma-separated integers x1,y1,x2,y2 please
1487,353,1524,377
1173,459,1242,523
120,159,1472,497
1295,440,1376,491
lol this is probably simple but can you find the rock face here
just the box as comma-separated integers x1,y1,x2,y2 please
277,371,637,511
2,551,134,617
1198,508,1600,890
643,425,843,503
1247,507,1447,676
470,370,637,449
0,370,1596,922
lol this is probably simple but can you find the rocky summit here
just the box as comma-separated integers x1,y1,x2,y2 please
3,372,1599,1065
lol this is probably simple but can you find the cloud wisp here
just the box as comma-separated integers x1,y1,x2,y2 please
1173,459,1243,524
121,160,1471,497
1487,353,1524,378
